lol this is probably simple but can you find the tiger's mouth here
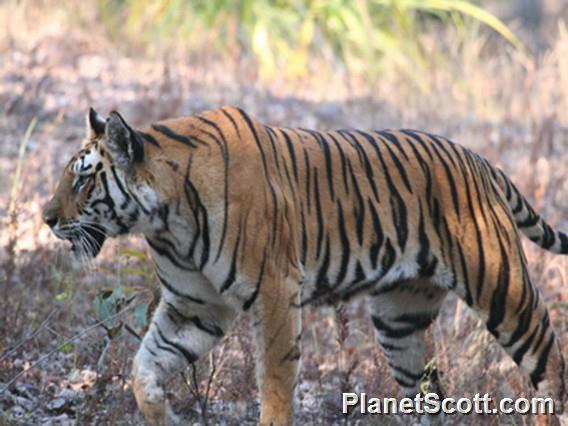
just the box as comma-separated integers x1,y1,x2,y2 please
68,224,107,259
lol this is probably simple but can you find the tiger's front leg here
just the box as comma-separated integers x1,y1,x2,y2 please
132,284,236,425
252,277,302,426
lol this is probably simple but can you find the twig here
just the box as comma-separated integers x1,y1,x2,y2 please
124,323,142,341
96,336,111,373
183,365,207,426
0,303,135,394
181,352,219,426
9,116,37,214
202,352,218,421
0,308,59,363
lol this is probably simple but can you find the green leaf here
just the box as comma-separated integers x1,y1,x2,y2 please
55,291,69,302
94,287,124,326
122,268,147,276
60,341,74,353
134,302,149,327
119,248,148,260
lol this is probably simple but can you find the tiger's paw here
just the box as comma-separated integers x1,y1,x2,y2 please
132,368,168,425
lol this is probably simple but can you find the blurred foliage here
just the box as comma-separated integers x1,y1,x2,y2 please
95,248,157,340
97,0,524,82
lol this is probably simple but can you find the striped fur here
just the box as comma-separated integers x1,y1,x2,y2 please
43,107,568,424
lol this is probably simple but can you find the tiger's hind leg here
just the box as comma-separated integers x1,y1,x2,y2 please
251,275,302,426
132,289,236,425
367,279,448,397
453,236,565,414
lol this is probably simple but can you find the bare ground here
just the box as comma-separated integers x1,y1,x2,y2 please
1,34,568,426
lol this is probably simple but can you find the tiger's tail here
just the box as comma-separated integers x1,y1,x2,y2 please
490,163,568,254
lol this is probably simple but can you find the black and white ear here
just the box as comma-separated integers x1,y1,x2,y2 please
104,111,144,169
86,107,106,140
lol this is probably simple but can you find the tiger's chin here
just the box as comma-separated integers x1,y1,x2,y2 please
68,225,107,266
70,240,104,261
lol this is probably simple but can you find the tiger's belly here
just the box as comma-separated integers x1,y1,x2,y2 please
299,248,440,306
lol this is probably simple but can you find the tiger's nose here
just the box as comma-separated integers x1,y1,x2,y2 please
42,211,58,228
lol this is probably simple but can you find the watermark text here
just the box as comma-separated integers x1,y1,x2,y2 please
342,392,554,415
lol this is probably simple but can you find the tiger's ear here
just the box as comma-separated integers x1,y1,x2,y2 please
86,107,106,140
104,111,144,170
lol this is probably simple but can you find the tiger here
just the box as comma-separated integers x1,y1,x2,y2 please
43,106,567,424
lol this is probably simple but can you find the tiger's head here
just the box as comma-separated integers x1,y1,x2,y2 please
43,108,153,262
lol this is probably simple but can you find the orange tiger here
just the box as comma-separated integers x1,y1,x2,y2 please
43,107,567,424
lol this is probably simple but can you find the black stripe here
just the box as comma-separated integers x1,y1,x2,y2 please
328,133,350,194
461,152,489,303
393,376,416,388
320,132,336,201
221,107,241,138
358,130,412,194
335,201,350,284
300,209,308,265
191,316,224,338
194,115,231,263
393,312,436,329
155,270,205,304
347,161,366,246
391,364,423,382
353,261,366,283
166,302,224,337
313,169,325,260
182,161,210,269
265,126,283,174
338,130,380,202
381,238,396,275
371,315,424,339
110,166,131,207
357,131,407,250
530,333,555,388
243,249,268,311
303,147,312,214
236,108,280,246
560,232,568,253
151,123,198,148
486,236,511,337
398,130,435,162
280,129,299,183
380,342,405,352
415,200,432,276
516,214,540,228
430,134,460,169
368,199,384,269
429,138,461,217
512,323,539,364
532,312,549,357
127,188,150,215
391,191,409,251
377,130,410,161
137,131,160,147
151,333,178,357
456,242,473,305
310,130,335,201
220,226,242,293
315,237,331,287
542,223,556,249
155,324,198,364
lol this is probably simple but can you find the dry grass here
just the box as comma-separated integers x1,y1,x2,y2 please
1,1,568,425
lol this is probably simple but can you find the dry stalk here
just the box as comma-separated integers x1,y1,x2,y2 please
182,350,221,426
334,304,358,394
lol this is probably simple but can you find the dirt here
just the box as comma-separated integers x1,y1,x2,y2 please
1,34,568,425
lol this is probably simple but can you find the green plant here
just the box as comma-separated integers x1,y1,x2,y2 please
97,0,524,84
93,248,158,370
